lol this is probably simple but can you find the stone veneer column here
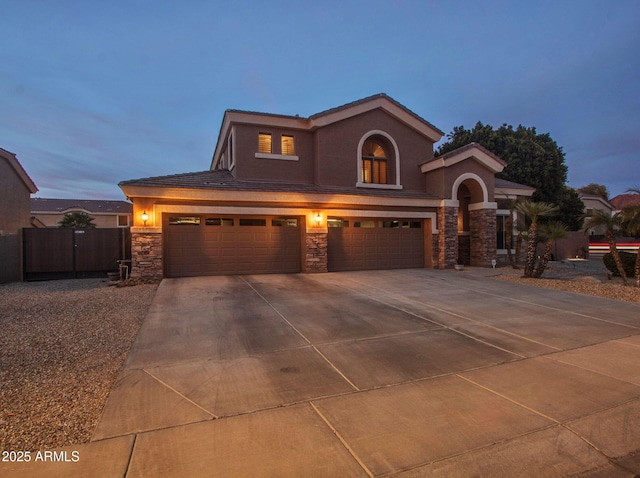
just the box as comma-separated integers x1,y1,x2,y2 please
438,204,458,269
130,228,163,279
305,232,328,273
469,208,497,267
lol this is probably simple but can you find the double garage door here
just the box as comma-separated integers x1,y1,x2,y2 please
163,214,424,277
164,215,301,277
327,218,424,272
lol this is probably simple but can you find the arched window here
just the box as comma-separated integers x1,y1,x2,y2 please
361,140,388,184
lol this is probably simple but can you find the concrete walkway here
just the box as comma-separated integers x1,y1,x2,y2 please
4,269,640,477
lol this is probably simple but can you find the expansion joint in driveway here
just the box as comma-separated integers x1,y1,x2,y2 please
143,368,219,419
239,277,361,391
309,402,375,478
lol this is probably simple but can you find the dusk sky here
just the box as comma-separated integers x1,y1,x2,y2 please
1,0,638,201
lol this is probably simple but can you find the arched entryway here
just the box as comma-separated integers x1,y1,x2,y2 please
453,174,494,267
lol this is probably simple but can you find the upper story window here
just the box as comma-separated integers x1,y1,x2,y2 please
356,130,402,190
255,132,299,161
281,135,295,155
258,133,272,154
361,140,388,184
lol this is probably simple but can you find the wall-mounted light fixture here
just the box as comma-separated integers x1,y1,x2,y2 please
141,210,149,226
314,212,322,227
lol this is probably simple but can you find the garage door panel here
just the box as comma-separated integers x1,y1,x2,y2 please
164,215,300,277
328,218,424,272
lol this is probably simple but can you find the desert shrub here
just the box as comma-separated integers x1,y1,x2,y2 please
603,251,637,277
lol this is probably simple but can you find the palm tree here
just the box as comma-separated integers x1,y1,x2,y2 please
515,200,559,277
584,210,628,286
58,211,96,229
621,187,640,287
532,221,568,278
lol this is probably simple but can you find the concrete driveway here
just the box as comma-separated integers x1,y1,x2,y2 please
8,269,640,477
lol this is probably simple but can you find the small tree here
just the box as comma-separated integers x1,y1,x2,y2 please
532,221,568,278
584,210,628,286
577,183,610,201
58,211,96,229
515,200,559,277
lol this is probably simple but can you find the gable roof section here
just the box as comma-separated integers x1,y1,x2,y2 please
309,93,444,140
419,143,506,174
578,193,613,211
31,198,132,214
1,147,38,194
211,94,445,169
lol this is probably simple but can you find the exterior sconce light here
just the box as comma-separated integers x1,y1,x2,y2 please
141,211,149,226
314,213,322,227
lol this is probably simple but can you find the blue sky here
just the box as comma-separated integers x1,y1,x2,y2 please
1,0,638,200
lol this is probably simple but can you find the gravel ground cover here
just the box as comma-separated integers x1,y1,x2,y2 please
493,259,640,303
0,278,157,451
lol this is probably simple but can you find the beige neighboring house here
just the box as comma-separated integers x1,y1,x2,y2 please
0,147,38,235
579,193,614,236
31,198,132,228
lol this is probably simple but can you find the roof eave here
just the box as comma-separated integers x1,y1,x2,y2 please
1,148,38,194
495,186,535,198
420,144,505,174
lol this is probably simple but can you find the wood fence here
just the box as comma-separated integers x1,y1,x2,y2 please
23,228,130,280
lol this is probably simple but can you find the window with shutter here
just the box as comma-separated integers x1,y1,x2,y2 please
258,133,272,154
281,135,295,155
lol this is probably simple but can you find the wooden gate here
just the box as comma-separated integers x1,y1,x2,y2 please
23,228,130,280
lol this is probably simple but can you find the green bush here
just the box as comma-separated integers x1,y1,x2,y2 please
603,251,637,277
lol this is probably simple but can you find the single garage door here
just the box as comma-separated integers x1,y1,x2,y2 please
328,218,424,272
164,215,300,277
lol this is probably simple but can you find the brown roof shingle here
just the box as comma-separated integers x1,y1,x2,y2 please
119,170,438,199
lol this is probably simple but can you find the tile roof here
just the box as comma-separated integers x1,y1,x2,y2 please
119,170,439,199
31,198,132,214
494,178,535,190
610,193,640,210
223,94,444,136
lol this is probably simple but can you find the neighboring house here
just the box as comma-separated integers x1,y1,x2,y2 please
120,94,534,279
0,147,38,283
610,193,640,215
588,192,640,257
0,147,38,235
579,193,614,236
31,198,132,228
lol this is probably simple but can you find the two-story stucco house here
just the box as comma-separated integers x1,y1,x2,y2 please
119,94,533,278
